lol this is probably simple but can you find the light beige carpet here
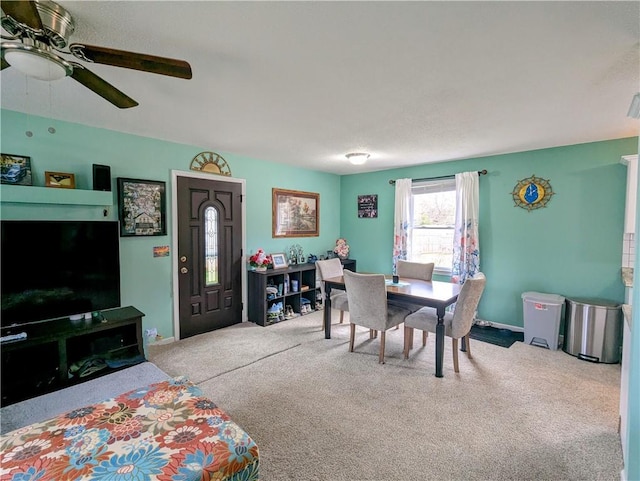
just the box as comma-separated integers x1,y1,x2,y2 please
151,311,623,481
147,321,300,383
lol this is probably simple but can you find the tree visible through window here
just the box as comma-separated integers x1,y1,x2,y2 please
410,178,456,272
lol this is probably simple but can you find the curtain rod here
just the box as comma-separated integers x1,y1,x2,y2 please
388,169,487,185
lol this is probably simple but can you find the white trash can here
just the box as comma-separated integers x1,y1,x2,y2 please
522,292,565,350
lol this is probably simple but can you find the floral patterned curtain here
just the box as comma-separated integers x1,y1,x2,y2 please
392,178,413,274
451,171,480,284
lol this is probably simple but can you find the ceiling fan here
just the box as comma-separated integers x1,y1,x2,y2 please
0,0,192,108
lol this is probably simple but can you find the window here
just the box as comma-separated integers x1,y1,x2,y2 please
410,178,456,273
204,206,219,285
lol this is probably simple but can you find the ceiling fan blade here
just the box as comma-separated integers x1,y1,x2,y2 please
70,65,138,109
69,44,192,79
1,57,9,70
1,0,43,31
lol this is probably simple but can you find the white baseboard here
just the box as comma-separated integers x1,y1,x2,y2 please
491,321,524,333
149,336,175,346
474,319,524,333
473,320,566,346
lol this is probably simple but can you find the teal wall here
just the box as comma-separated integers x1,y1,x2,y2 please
340,137,639,328
0,109,341,338
2,108,636,332
2,109,639,477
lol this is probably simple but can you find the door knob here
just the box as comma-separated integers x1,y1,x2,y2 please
180,267,188,274
180,256,187,263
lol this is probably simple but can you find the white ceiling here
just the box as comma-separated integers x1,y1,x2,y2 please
1,1,639,175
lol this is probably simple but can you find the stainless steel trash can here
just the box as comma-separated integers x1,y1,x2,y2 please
563,297,622,363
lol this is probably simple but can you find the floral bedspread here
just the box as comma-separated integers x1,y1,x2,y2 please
0,377,259,480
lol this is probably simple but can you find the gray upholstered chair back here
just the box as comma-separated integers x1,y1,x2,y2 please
343,270,389,331
397,260,435,281
316,258,344,298
450,273,486,339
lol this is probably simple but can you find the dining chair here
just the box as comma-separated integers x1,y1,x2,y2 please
316,258,349,326
403,272,486,373
396,260,435,281
392,260,437,317
343,270,412,364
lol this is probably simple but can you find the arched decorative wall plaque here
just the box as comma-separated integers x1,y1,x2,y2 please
189,151,232,176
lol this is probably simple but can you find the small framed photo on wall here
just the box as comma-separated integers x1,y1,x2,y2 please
357,194,378,218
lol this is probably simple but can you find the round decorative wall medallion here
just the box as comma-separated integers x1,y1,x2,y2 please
512,175,554,211
189,151,232,176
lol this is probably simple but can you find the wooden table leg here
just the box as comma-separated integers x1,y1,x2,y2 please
435,308,445,378
324,283,332,339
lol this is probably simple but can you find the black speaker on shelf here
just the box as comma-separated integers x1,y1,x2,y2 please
92,164,111,191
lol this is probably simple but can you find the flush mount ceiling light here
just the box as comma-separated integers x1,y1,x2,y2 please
628,93,640,119
346,152,370,165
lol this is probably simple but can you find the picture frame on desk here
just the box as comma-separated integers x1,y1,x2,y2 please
45,171,75,189
270,252,288,269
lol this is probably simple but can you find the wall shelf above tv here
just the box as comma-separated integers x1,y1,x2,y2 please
0,185,113,206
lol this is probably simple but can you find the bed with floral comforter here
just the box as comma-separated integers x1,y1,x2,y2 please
0,377,259,480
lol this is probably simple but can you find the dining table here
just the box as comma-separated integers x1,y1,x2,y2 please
323,274,461,378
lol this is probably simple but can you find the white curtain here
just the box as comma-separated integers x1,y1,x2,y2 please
393,178,413,274
452,171,480,284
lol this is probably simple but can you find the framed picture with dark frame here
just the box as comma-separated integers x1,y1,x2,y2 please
357,194,378,218
1,153,32,186
270,252,289,269
117,177,167,237
272,188,319,238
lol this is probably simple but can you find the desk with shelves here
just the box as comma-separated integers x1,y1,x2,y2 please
248,263,319,326
248,260,356,326
339,258,356,272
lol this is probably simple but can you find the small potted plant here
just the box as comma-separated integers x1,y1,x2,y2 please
248,249,271,271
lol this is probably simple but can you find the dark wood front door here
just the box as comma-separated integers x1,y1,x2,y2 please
177,176,243,338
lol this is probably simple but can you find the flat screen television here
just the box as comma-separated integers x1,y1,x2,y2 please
1,220,121,329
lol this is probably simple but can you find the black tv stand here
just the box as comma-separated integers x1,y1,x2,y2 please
1,306,145,407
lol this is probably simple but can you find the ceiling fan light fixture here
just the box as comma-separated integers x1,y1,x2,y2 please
3,43,72,81
346,152,370,165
